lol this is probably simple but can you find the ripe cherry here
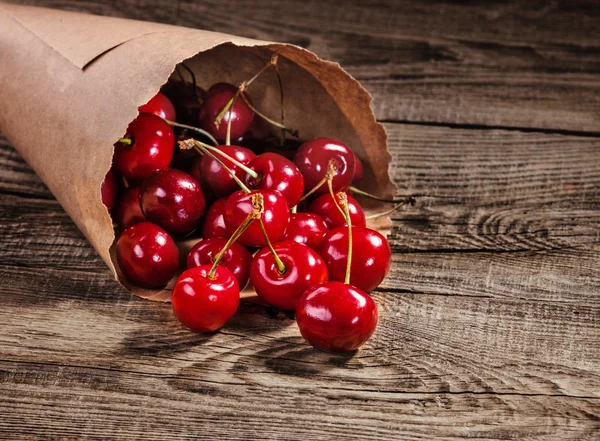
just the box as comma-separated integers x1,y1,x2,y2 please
282,212,328,249
353,155,364,185
244,152,304,207
294,138,356,195
115,186,145,231
114,113,175,182
317,226,391,292
198,145,256,197
251,241,328,310
138,92,176,121
296,281,378,353
172,264,239,333
199,83,254,142
308,192,366,229
187,237,252,290
224,190,290,248
116,222,179,288
201,197,228,239
101,169,118,214
140,168,206,236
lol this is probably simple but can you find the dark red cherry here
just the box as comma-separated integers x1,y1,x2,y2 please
199,83,254,142
308,192,366,229
172,264,239,333
187,237,252,289
251,241,328,310
140,168,206,236
101,169,118,214
138,92,176,121
352,155,364,185
114,113,175,182
201,197,228,239
317,226,391,292
244,152,304,207
116,222,179,288
224,190,290,248
199,145,256,197
296,281,378,352
115,186,145,231
293,138,356,195
282,212,328,249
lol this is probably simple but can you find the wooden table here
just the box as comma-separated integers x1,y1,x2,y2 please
1,1,599,439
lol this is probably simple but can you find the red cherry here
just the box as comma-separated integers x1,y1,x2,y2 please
101,169,118,214
293,138,356,195
114,113,175,182
138,92,176,121
115,186,145,231
317,226,391,292
224,190,290,248
250,241,328,310
352,155,364,185
140,168,206,236
172,264,240,333
308,192,366,229
201,197,228,239
296,281,378,352
282,212,328,249
116,222,179,288
244,152,304,207
199,83,254,142
187,237,252,289
198,145,256,197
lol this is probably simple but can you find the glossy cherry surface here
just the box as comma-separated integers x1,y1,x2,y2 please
293,138,356,195
199,145,256,197
172,264,240,333
138,92,176,121
101,169,118,214
114,113,175,182
251,241,328,310
352,155,364,185
244,152,304,207
199,83,254,142
140,168,206,236
282,212,328,250
115,186,145,231
296,281,378,352
224,190,290,248
187,237,252,289
317,226,391,292
308,192,366,229
116,222,179,288
201,197,229,239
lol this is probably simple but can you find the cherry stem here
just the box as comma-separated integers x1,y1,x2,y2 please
273,62,286,147
215,92,238,127
258,218,287,275
328,180,346,218
225,92,238,146
290,205,297,214
365,197,416,220
348,186,406,203
180,62,198,96
117,137,132,145
298,160,338,203
239,93,299,138
202,145,259,179
338,193,353,285
165,120,218,145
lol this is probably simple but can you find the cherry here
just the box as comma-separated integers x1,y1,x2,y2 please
116,222,179,288
317,226,391,292
224,190,290,247
187,237,252,290
172,264,239,333
139,168,206,236
244,152,304,207
114,113,175,182
308,192,366,229
293,138,356,195
198,145,256,197
138,92,176,121
199,83,254,142
251,241,328,310
101,169,118,214
201,197,228,239
353,155,364,185
296,281,378,352
282,212,328,249
115,186,145,231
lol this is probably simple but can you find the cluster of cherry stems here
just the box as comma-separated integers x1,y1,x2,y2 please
100,55,412,353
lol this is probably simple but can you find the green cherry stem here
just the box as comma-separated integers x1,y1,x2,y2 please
258,218,287,275
116,138,133,145
239,93,299,138
224,92,238,146
165,120,218,145
199,144,259,179
298,160,338,203
348,186,404,203
338,193,353,285
365,197,416,220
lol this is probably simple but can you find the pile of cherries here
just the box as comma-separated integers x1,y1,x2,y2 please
101,58,407,353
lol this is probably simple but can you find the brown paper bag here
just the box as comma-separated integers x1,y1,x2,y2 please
0,3,396,302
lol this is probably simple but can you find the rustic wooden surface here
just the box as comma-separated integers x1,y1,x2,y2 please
1,0,600,439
